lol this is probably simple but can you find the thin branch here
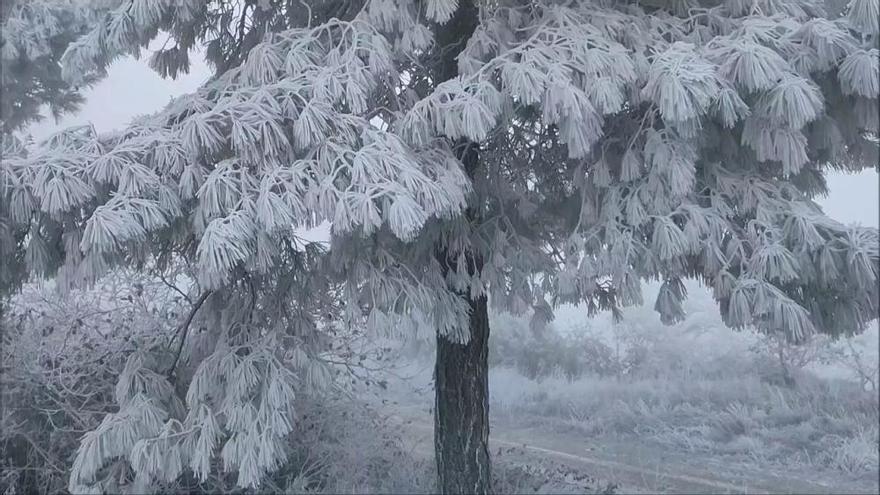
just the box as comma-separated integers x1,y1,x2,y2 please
15,431,65,474
167,291,212,379
299,0,313,28
157,273,193,305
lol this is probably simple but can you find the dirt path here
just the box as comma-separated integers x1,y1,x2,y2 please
384,405,876,494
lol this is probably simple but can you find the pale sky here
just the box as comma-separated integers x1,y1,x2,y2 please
28,53,880,229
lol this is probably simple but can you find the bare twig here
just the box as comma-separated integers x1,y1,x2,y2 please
157,272,193,305
16,431,65,474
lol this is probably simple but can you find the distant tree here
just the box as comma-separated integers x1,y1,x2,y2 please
0,0,111,133
751,330,838,386
839,331,880,391
0,0,111,299
1,0,878,493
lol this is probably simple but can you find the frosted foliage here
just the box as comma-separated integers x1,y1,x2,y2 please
0,0,114,135
66,345,303,493
1,0,878,491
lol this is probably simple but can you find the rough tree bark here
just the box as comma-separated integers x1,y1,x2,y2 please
434,286,492,494
434,143,491,494
431,1,493,493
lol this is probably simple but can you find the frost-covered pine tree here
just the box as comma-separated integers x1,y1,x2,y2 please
1,0,878,493
0,0,112,133
0,0,112,297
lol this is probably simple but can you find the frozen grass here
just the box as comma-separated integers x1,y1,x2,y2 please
485,282,879,483
492,454,620,494
489,365,879,477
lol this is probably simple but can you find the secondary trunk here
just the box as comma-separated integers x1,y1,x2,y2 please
434,293,492,494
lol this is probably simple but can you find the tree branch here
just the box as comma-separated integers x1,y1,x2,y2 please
157,272,193,305
167,291,212,379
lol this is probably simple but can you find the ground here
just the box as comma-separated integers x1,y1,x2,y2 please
372,359,880,495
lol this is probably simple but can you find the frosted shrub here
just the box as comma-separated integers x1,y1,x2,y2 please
1,268,430,494
0,271,187,494
490,313,618,380
824,424,880,473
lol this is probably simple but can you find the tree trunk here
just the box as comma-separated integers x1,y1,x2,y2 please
435,294,492,494
430,1,491,492
432,142,492,493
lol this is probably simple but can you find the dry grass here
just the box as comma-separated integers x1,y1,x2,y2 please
490,364,879,478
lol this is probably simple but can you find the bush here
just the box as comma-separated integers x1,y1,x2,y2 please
490,313,618,381
259,396,436,494
1,271,185,494
1,270,430,494
823,425,880,474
